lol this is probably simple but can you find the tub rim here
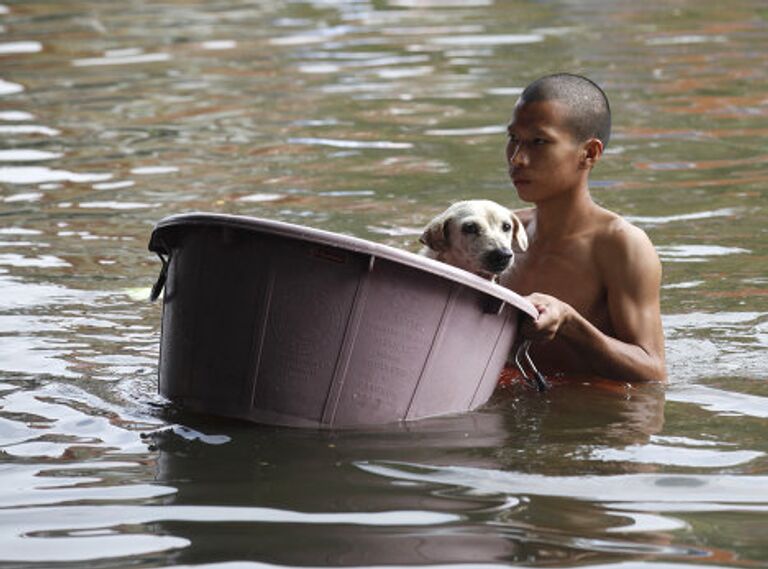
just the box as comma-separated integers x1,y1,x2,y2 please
149,212,538,319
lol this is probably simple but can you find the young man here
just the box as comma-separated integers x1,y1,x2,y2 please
501,73,667,382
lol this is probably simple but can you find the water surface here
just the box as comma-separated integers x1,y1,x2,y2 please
1,0,767,567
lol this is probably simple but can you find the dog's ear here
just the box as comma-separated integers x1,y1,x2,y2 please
511,214,528,251
419,213,451,252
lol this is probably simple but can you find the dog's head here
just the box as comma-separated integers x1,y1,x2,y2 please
420,200,528,278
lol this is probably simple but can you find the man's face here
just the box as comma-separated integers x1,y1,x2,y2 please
505,99,585,203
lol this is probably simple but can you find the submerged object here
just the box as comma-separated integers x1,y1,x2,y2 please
148,213,536,428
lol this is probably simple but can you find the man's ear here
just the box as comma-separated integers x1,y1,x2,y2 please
420,214,451,252
580,138,604,169
511,214,528,252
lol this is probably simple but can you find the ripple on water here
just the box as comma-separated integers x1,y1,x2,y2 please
0,149,62,161
0,335,78,377
0,380,169,567
0,463,174,507
0,501,457,562
3,192,43,204
0,124,59,136
72,50,172,67
0,383,159,459
367,224,422,237
357,461,768,505
78,201,153,210
427,33,544,46
380,24,485,36
0,505,458,561
0,166,111,185
237,192,284,203
664,311,768,383
0,110,34,121
662,280,705,290
288,137,413,149
0,516,188,563
645,34,729,46
656,244,750,263
0,41,43,54
356,460,768,558
589,442,764,468
298,53,432,75
0,253,70,268
0,273,158,381
270,25,355,47
390,0,494,6
130,166,179,175
0,78,24,95
424,125,505,136
667,385,768,419
626,207,739,226
0,274,96,310
200,40,237,51
92,180,136,191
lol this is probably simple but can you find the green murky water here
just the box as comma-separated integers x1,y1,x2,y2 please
1,1,767,567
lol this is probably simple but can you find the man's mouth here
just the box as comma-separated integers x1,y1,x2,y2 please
509,170,529,186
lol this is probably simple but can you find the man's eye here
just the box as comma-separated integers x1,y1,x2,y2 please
533,137,547,145
501,222,512,232
462,222,479,234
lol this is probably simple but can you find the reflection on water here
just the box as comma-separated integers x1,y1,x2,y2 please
0,381,746,567
1,0,767,567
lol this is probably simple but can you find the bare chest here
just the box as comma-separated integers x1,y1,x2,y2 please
504,239,607,323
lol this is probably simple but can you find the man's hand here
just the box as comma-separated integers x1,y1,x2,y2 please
520,285,665,382
522,293,574,342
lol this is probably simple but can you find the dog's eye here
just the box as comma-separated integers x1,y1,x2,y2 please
501,222,512,232
461,222,479,235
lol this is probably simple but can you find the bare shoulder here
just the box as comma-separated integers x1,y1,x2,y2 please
594,208,661,285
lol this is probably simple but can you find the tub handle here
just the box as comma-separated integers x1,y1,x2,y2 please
514,339,549,392
150,251,170,302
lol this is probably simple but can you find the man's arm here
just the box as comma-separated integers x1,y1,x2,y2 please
524,223,666,382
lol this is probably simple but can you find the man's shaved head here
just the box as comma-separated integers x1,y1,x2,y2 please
519,73,611,147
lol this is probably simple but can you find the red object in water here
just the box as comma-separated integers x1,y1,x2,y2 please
497,366,525,389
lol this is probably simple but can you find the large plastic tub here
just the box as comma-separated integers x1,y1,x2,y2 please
148,213,536,428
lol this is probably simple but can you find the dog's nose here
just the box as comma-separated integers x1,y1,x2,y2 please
484,248,513,272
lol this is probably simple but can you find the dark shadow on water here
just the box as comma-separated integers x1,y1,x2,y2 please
141,381,669,566
489,379,667,473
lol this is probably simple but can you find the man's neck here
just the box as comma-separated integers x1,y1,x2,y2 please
532,184,596,240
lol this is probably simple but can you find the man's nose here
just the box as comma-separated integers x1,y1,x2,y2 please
508,143,527,166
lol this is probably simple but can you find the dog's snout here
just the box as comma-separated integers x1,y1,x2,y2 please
484,248,513,273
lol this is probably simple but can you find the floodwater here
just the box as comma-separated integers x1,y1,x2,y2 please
1,0,767,567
